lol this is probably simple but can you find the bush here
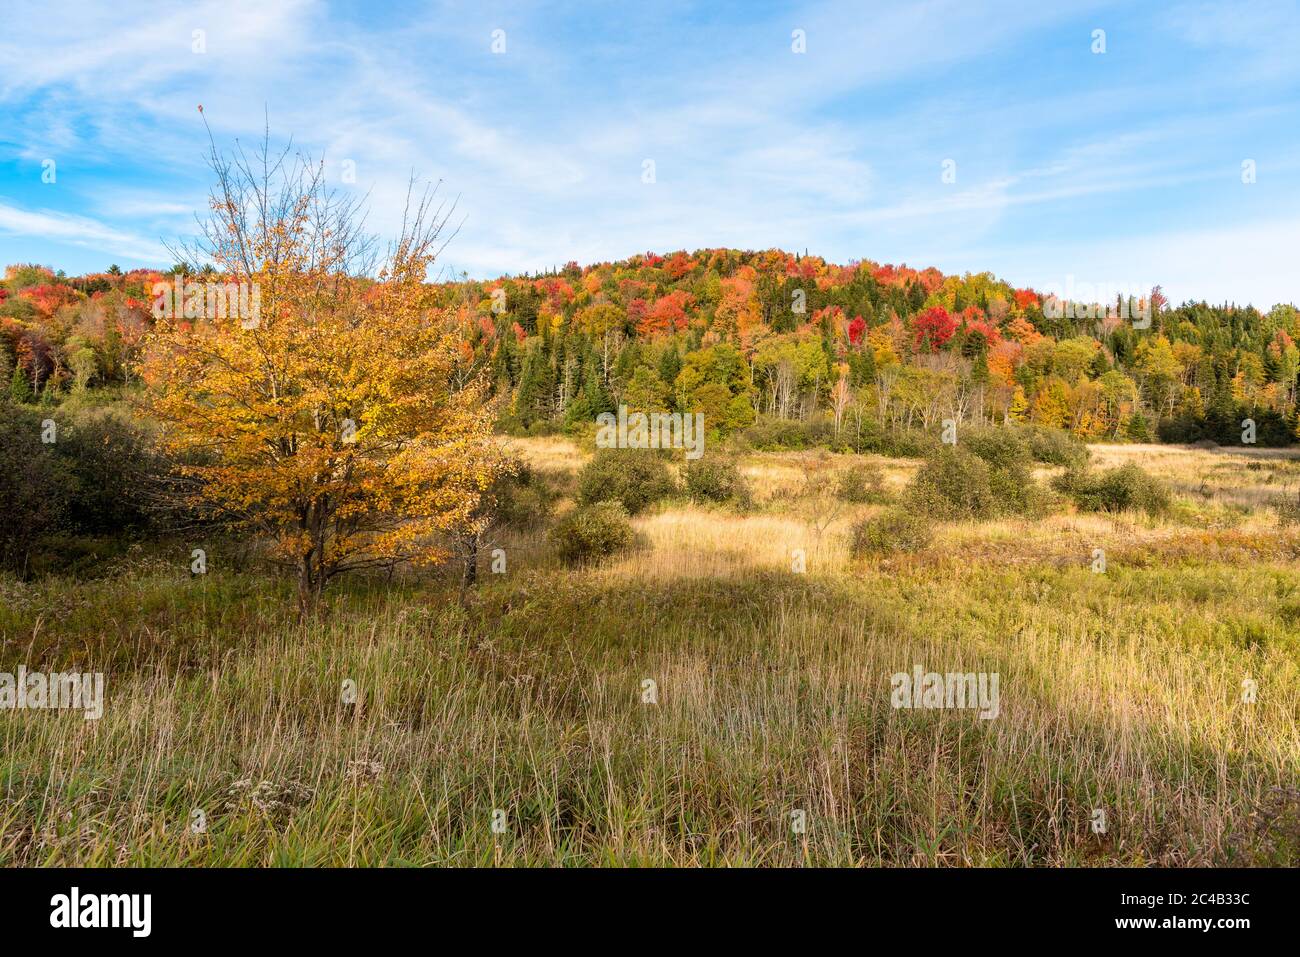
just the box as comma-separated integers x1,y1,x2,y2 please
905,447,997,519
57,405,160,535
684,456,751,506
964,427,1031,472
836,461,887,503
851,508,933,555
742,418,945,459
906,441,1045,519
1013,423,1089,469
550,501,636,566
575,449,676,514
0,399,173,574
1052,464,1169,515
740,417,833,451
0,399,75,573
1159,408,1295,447
865,427,942,459
489,463,555,528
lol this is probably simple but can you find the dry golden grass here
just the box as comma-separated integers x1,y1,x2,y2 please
1087,442,1300,511
2,436,1297,866
498,434,587,477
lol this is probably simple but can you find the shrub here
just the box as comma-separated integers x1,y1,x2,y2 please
851,508,933,555
905,447,997,519
1014,423,1089,468
57,405,160,535
836,461,887,503
866,428,942,459
684,456,751,506
575,448,676,514
964,427,1031,471
742,418,944,459
550,501,636,566
489,463,555,528
1156,414,1206,445
0,399,174,574
1052,464,1169,515
740,417,832,451
0,399,75,573
906,441,1045,519
526,419,561,437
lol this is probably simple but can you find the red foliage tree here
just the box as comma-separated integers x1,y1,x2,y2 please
663,252,693,280
20,283,78,318
1013,288,1040,311
847,314,867,346
534,277,574,310
638,290,693,337
913,306,957,352
626,297,648,332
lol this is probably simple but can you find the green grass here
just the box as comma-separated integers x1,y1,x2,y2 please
2,536,1296,866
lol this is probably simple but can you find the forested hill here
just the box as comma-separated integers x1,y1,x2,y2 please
3,250,1298,445
440,249,1298,446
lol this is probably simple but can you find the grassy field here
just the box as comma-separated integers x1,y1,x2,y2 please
2,438,1298,866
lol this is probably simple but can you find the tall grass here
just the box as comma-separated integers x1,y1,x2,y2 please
1,440,1297,866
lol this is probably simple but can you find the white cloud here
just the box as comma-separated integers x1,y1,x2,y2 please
0,202,169,263
968,216,1300,310
0,0,1297,306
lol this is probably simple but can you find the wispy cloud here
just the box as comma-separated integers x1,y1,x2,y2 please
0,202,169,262
0,0,1297,305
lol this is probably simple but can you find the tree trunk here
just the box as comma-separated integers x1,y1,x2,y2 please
297,551,323,618
461,530,479,589
297,560,314,618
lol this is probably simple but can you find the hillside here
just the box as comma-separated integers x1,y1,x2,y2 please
3,251,1298,446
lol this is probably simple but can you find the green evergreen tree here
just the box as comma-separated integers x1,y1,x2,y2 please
971,348,990,387
657,346,682,393
9,363,33,404
515,341,555,427
848,344,876,387
1125,407,1152,442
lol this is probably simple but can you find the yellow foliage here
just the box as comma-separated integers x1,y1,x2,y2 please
139,162,506,608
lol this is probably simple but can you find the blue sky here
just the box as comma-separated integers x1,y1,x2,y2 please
1,0,1298,307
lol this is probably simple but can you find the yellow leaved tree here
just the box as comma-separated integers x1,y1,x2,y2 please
140,130,507,613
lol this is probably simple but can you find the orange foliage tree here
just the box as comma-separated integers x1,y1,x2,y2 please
140,129,507,612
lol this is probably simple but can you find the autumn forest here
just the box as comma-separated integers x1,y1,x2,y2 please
5,248,1299,451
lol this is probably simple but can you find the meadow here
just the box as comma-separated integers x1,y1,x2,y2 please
1,437,1298,866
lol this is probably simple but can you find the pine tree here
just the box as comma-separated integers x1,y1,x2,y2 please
613,341,642,390
581,366,614,418
657,346,682,393
515,342,555,427
1125,407,1152,441
9,363,33,404
848,347,876,387
492,326,522,390
564,370,594,426
1008,386,1030,423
